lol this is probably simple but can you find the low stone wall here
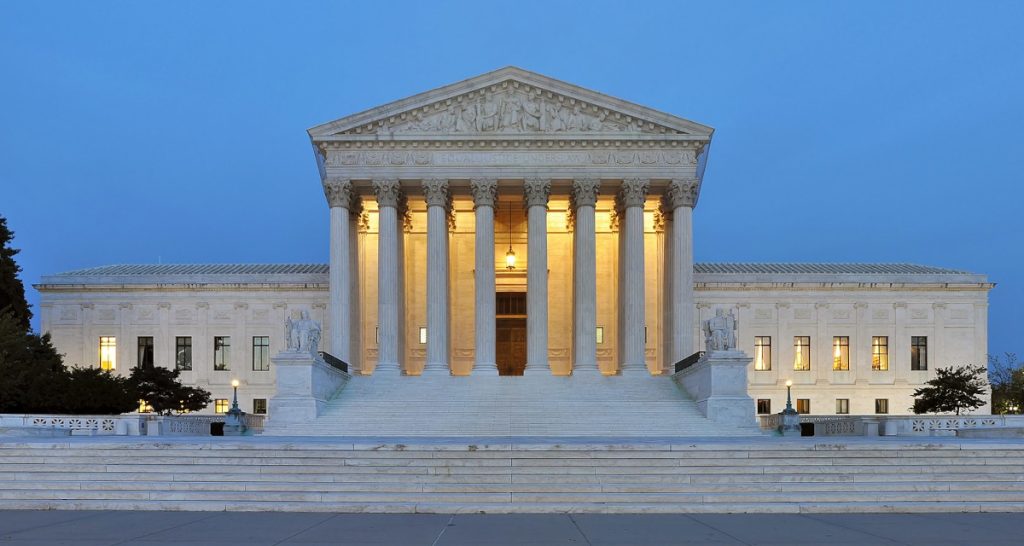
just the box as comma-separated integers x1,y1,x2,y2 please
0,413,266,437
758,414,1024,437
0,414,146,435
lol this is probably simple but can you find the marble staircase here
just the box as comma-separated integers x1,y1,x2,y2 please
2,438,1024,513
264,374,760,437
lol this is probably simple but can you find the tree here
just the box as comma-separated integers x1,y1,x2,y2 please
0,311,68,413
0,216,32,331
989,353,1023,414
912,364,988,415
64,367,138,415
129,362,211,415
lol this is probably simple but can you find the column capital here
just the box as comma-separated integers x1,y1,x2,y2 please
617,178,649,209
422,178,450,208
372,178,403,208
523,177,551,209
571,178,601,208
664,177,700,210
324,178,355,209
470,178,498,209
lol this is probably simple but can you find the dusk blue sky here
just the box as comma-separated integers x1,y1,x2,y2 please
2,2,1021,359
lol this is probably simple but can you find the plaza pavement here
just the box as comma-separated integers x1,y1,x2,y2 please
0,510,1022,545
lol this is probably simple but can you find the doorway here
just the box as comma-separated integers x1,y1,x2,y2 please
496,292,527,376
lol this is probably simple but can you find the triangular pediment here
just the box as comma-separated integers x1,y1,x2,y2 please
309,67,713,139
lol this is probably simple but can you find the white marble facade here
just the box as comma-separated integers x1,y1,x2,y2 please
34,68,994,416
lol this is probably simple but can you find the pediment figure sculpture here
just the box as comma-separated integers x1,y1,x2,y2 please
309,67,714,139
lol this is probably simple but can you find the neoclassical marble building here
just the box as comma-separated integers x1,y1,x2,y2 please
35,67,993,418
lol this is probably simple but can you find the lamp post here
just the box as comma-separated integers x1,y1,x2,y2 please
779,379,802,437
223,379,247,436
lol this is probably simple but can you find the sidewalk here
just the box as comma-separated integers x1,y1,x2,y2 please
0,511,1021,545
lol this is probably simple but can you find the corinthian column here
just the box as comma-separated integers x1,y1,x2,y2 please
471,178,498,374
373,178,403,374
523,177,551,376
618,178,649,376
665,178,699,365
571,178,600,375
422,178,451,375
324,178,354,365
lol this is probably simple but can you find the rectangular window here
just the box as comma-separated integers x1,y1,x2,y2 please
596,327,604,344
253,399,267,415
175,336,192,371
214,399,229,414
911,336,928,371
99,336,116,370
213,336,231,371
832,336,850,371
136,336,153,367
875,398,889,414
793,336,811,371
419,327,427,344
754,336,772,371
872,336,889,371
836,399,850,415
796,399,810,414
252,336,270,371
756,399,772,415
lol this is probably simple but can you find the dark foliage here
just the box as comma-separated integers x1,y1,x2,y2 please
130,363,212,415
0,216,31,331
912,364,988,415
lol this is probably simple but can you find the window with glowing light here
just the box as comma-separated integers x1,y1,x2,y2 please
871,336,889,371
214,399,229,414
754,336,771,371
796,399,810,414
99,336,116,371
911,336,928,371
213,336,231,371
832,336,850,371
793,336,810,371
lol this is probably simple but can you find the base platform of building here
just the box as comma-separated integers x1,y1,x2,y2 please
263,374,761,437
3,436,1024,514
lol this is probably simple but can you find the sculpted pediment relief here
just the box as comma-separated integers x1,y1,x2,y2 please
340,83,678,136
310,67,713,140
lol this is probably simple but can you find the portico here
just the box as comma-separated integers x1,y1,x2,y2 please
310,67,712,377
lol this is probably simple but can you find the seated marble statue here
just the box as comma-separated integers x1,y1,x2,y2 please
703,308,737,352
285,310,321,355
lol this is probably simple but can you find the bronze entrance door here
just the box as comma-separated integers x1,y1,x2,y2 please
496,292,527,376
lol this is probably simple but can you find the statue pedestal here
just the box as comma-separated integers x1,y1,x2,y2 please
674,350,756,428
267,350,349,426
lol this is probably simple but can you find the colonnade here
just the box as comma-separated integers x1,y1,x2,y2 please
323,177,699,376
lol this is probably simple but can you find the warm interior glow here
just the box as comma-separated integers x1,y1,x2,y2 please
785,380,793,387
99,336,116,371
505,248,516,270
231,379,240,388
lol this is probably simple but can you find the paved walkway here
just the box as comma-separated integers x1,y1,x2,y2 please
0,511,1021,545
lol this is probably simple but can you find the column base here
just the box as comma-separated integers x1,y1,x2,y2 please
523,365,550,376
572,366,601,376
618,365,650,377
422,363,451,376
473,363,498,375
